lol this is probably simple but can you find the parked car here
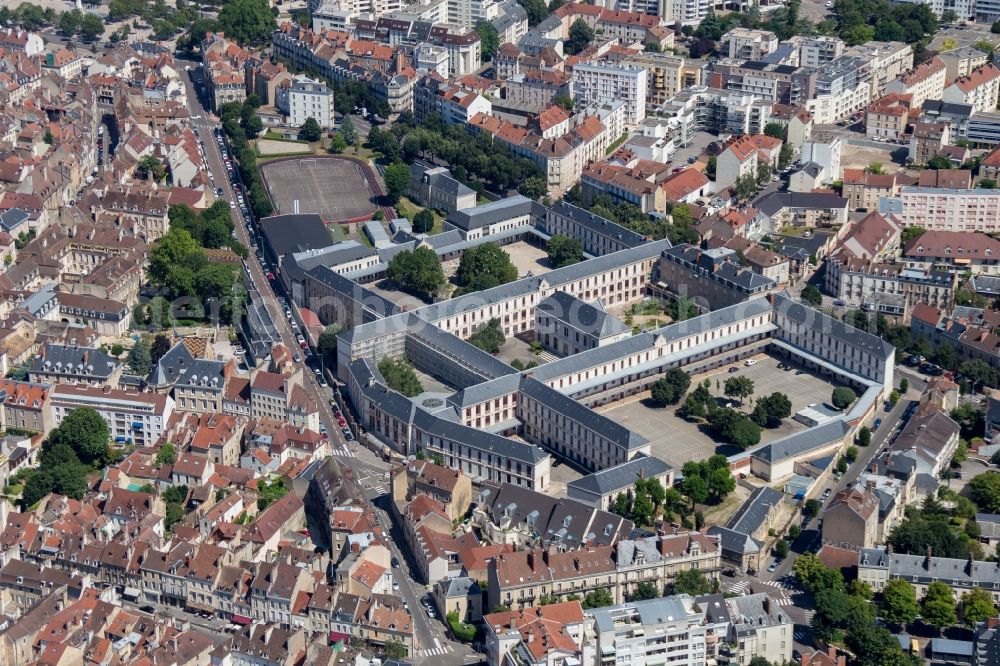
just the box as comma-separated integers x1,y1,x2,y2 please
728,366,739,373
874,418,882,429
744,359,757,367
767,560,779,572
833,300,846,307
392,557,399,567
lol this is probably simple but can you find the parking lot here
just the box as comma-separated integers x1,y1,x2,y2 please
597,354,842,470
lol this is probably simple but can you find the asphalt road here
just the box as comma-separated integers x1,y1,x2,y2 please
178,61,479,663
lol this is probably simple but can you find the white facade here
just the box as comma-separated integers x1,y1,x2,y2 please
572,63,648,127
415,43,450,78
50,385,174,448
278,76,337,128
898,187,1000,232
799,135,842,182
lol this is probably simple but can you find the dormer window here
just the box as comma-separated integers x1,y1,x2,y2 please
945,247,952,254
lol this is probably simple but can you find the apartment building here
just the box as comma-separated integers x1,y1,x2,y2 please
858,547,1000,602
943,64,1000,114
276,76,336,129
590,596,712,666
885,56,946,109
845,40,914,98
621,52,703,107
0,379,52,435
806,55,872,125
938,46,989,82
723,28,778,60
865,92,914,140
822,486,879,550
902,230,1000,275
485,601,593,666
50,384,173,448
794,35,845,68
658,245,777,310
706,593,794,666
414,75,494,125
660,86,775,146
711,59,816,105
824,256,956,321
841,169,909,211
249,369,320,433
487,546,617,611
716,134,782,189
580,162,669,214
898,186,1000,232
28,344,122,388
571,63,647,127
909,121,951,165
503,69,571,113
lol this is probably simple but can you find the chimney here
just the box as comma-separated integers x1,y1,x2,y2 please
924,545,932,570
762,597,771,614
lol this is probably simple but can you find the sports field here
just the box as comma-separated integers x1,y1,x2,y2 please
260,157,378,222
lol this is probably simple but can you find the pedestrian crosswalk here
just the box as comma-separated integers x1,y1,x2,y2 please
722,579,795,604
724,580,751,595
420,639,454,657
330,444,356,458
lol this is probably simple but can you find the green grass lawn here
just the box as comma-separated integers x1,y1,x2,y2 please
396,196,445,234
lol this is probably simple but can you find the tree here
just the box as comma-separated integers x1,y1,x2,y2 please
858,425,872,446
340,115,357,146
899,377,909,393
922,581,958,630
59,9,82,37
216,0,276,46
50,408,109,468
318,324,341,365
724,376,755,406
927,155,954,170
831,386,857,410
156,443,176,466
151,334,172,365
793,553,844,593
582,588,614,609
962,588,996,625
475,21,499,61
672,569,712,595
866,162,886,175
970,471,1000,513
383,639,408,660
328,133,347,153
565,19,595,55
80,13,104,41
300,117,322,142
803,498,820,519
136,155,167,182
802,284,823,306
413,209,434,234
778,143,793,170
629,581,660,601
879,579,919,627
127,339,152,375
751,392,792,428
650,368,691,406
993,19,1000,33
735,173,757,200
377,357,424,397
386,247,445,299
682,475,709,505
383,161,411,205
256,477,289,510
890,513,969,559
979,178,998,189
553,95,574,111
148,229,202,288
516,0,549,25
456,243,518,293
774,540,789,558
547,234,583,268
960,359,998,390
468,319,506,354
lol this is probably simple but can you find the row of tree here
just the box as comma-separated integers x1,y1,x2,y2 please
219,97,275,220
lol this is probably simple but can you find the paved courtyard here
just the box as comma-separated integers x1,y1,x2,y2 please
260,157,377,222
597,354,842,470
504,241,550,277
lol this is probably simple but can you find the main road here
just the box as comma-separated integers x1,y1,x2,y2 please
178,61,476,662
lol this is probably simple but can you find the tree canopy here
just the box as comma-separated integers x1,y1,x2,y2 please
455,243,518,293
468,319,506,354
970,471,1000,513
565,19,595,55
383,161,411,204
831,386,857,410
300,117,322,142
547,234,583,268
378,357,424,397
387,247,445,299
650,368,691,406
216,0,276,46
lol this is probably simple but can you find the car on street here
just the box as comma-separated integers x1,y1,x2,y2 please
744,359,757,367
338,417,347,427
833,300,846,307
767,560,779,572
392,557,399,567
426,606,435,618
344,430,354,441
728,366,739,373
874,418,882,429
229,201,235,208
392,581,400,591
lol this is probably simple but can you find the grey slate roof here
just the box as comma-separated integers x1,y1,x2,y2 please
0,208,29,232
969,275,1000,296
448,373,523,408
149,342,226,388
447,195,533,231
536,291,630,339
437,576,481,598
859,546,1000,589
750,419,849,464
726,486,783,535
706,526,762,556
547,201,647,248
753,191,848,217
567,455,673,497
773,292,895,359
31,343,119,380
519,377,649,452
259,213,332,258
478,480,632,547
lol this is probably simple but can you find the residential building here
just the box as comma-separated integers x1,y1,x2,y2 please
909,121,950,165
0,379,52,435
902,230,1000,275
621,52,703,107
716,134,782,190
705,593,794,666
28,344,122,388
885,56,946,109
841,169,910,211
566,455,674,510
580,162,670,214
590,596,712,666
943,64,1000,114
50,384,174,448
571,63,647,127
484,601,593,666
858,546,1000,602
897,186,1000,232
276,76,336,129
824,256,956,321
722,28,778,60
822,486,879,550
938,46,989,82
657,244,778,310
865,93,914,141
806,55,872,125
